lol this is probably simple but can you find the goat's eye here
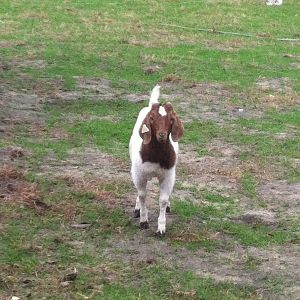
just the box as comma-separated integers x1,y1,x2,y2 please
149,116,154,123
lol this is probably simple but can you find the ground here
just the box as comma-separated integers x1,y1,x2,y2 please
1,1,300,299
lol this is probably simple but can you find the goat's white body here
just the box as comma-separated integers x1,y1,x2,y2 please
129,85,179,234
266,0,282,5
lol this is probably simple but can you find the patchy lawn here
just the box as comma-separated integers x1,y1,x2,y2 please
1,0,300,299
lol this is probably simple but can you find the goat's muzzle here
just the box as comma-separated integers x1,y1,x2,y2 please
157,132,168,143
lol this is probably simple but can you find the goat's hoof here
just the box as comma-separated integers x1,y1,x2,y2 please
156,231,166,237
134,209,140,218
166,206,171,213
140,221,149,230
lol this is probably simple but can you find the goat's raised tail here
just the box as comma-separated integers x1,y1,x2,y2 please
148,85,161,107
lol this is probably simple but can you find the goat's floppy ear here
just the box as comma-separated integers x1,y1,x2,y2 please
139,115,152,144
171,114,184,142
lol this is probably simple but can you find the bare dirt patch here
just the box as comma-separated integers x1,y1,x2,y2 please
256,77,292,93
0,146,27,163
230,210,278,226
180,154,242,193
178,145,246,195
206,139,242,157
289,62,300,69
177,142,279,204
15,59,46,69
0,59,47,73
106,233,300,299
160,81,267,123
38,147,130,180
242,89,300,110
0,41,14,48
10,75,289,126
0,89,45,137
163,82,233,123
190,244,300,299
47,76,147,103
258,181,300,217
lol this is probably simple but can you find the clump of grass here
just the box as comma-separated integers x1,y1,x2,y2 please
240,172,257,198
243,255,261,271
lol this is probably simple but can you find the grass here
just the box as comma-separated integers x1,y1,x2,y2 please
46,99,146,159
1,0,300,90
171,198,298,249
1,0,300,299
240,172,257,198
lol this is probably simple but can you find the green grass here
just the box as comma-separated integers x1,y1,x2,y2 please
1,0,300,90
240,172,257,198
227,110,300,159
183,109,300,182
171,198,298,249
1,176,261,299
182,120,221,155
1,0,300,299
47,99,146,159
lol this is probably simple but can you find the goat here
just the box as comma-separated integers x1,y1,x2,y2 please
266,0,283,5
129,85,184,234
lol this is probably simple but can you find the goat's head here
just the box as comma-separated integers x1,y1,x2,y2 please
139,103,184,144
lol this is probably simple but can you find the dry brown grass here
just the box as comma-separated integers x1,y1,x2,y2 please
203,38,257,51
60,174,118,209
0,165,50,214
161,74,183,83
0,164,23,180
170,225,220,243
21,11,48,20
243,89,300,109
53,202,79,222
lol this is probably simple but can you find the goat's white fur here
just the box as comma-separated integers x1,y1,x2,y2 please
129,85,179,234
266,0,282,5
158,105,167,116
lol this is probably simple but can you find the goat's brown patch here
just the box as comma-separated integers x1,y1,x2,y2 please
141,138,176,169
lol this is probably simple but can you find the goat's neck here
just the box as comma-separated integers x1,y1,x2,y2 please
140,136,176,169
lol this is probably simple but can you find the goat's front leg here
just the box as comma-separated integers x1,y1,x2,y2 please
157,170,175,235
135,180,149,229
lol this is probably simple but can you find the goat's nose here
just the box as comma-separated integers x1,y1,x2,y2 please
159,132,166,137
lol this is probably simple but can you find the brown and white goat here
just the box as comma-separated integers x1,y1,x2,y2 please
129,85,184,234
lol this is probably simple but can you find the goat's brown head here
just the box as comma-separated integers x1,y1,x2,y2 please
139,103,184,145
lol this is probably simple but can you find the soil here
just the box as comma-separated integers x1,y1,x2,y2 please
1,71,299,299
